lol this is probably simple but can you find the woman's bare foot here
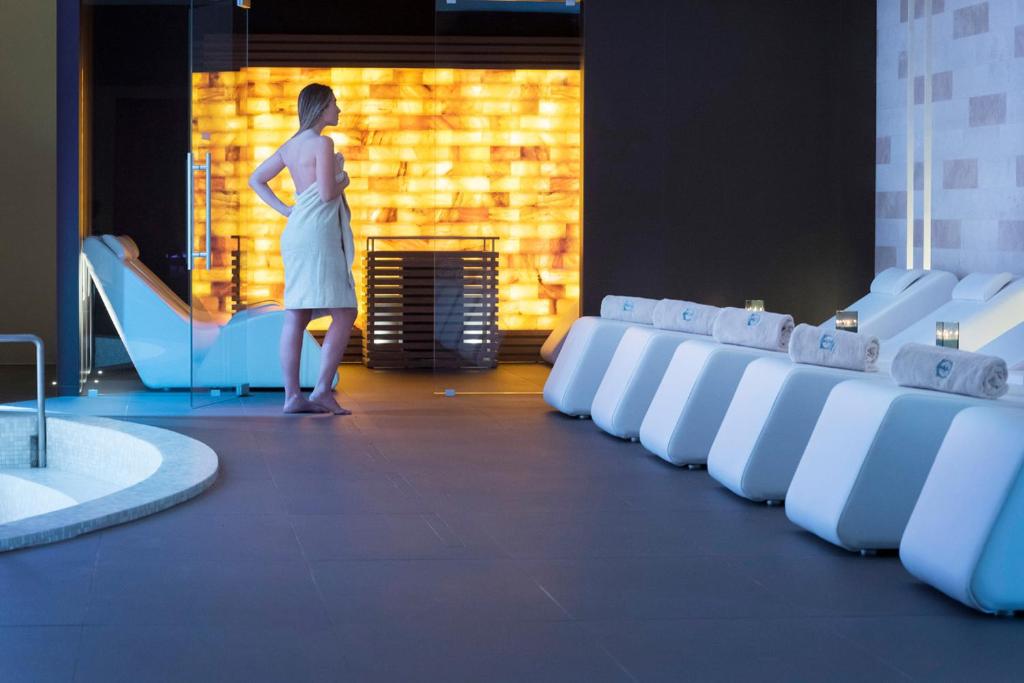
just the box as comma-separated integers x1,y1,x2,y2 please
309,389,352,415
283,395,328,414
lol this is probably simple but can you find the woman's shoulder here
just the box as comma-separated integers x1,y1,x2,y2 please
282,133,332,161
310,134,334,150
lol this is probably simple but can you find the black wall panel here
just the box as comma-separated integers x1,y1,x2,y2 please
582,0,876,324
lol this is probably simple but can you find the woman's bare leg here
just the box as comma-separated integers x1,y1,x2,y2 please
280,309,325,413
309,307,357,415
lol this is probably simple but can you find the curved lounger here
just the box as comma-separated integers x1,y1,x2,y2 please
708,273,1020,502
638,339,785,466
819,268,956,340
590,327,706,439
785,381,1024,553
540,307,580,364
900,407,1024,614
83,234,326,389
598,268,953,449
543,316,648,417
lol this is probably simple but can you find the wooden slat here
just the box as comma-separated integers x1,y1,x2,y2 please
363,249,501,369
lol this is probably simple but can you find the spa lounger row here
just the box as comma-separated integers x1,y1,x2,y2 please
543,269,1024,614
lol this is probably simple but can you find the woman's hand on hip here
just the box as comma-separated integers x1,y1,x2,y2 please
339,171,350,190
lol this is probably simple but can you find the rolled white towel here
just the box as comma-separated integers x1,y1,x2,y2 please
788,324,880,372
891,343,1009,399
600,295,659,324
712,307,794,351
652,300,720,335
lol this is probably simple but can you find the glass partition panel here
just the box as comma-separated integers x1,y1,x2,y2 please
189,0,249,407
432,0,582,396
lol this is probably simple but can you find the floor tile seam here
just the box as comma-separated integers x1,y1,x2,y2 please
297,552,507,563
595,644,640,683
77,531,105,631
818,619,921,682
305,553,583,623
307,556,545,567
280,490,348,642
566,622,640,683
572,614,942,624
68,623,86,683
0,620,92,628
286,510,438,520
492,551,834,561
724,557,959,621
383,470,446,513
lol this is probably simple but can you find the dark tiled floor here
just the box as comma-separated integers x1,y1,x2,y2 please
2,364,1023,682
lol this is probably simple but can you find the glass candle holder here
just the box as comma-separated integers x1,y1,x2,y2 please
935,321,960,349
745,299,765,312
835,310,858,334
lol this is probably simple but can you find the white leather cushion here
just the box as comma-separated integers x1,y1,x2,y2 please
869,268,925,296
100,234,140,260
953,272,1014,302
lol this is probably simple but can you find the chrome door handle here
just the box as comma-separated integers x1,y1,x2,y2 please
186,151,212,271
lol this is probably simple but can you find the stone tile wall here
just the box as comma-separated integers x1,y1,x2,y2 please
877,0,1024,275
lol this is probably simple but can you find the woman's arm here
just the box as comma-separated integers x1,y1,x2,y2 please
313,136,344,203
249,150,292,218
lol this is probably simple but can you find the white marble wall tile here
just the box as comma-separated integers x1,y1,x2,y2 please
877,0,1024,275
998,220,1024,249
954,2,990,40
878,218,905,246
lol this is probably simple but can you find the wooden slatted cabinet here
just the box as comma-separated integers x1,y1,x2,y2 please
363,237,500,369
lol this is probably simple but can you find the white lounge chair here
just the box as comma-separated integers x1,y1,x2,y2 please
900,406,1024,614
539,305,579,364
590,326,712,439
83,234,326,389
637,270,965,466
784,380,1024,553
784,319,1024,553
595,269,956,442
543,296,661,417
707,272,1016,502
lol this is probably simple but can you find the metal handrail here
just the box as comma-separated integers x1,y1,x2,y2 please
0,334,46,467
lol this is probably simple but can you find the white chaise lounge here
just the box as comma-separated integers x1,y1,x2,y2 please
900,406,1024,614
543,296,660,417
637,270,963,466
589,326,711,440
785,318,1024,552
594,268,956,442
706,271,1022,502
83,234,326,389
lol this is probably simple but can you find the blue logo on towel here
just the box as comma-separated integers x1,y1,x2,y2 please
746,313,761,327
819,334,836,352
681,308,695,321
623,300,634,312
936,359,954,379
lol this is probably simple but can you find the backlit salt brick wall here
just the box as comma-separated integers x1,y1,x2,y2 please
190,67,581,331
876,0,1024,275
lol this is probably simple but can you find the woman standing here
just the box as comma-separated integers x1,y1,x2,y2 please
249,83,356,414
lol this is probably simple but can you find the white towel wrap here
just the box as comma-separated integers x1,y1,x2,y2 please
891,343,1009,399
788,324,880,372
712,307,794,352
600,295,659,324
652,300,720,335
